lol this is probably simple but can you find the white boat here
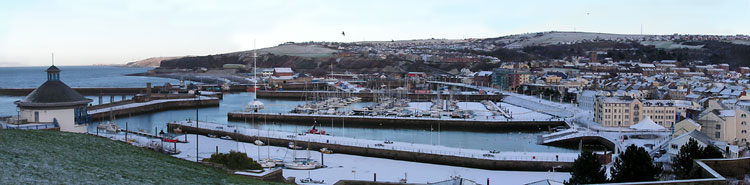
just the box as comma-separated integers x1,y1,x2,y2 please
220,135,232,140
284,158,318,170
254,140,264,146
96,121,120,133
259,158,276,168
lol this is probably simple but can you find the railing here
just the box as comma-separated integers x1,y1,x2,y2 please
2,123,58,130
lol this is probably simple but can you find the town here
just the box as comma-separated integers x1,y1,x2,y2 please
2,1,750,185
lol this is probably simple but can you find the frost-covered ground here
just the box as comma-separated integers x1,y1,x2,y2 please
0,129,277,184
497,102,554,121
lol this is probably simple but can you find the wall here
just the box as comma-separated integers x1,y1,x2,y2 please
168,123,574,172
20,108,86,133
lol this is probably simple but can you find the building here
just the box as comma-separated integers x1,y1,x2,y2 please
641,100,700,128
13,66,93,133
491,68,530,92
577,90,599,111
594,97,698,128
272,67,294,77
473,71,493,87
697,99,750,144
668,130,718,159
594,96,641,127
673,118,702,137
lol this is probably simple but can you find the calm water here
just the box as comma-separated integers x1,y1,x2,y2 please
0,66,575,153
0,66,179,88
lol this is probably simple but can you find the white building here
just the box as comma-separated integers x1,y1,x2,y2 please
13,66,93,133
577,90,598,110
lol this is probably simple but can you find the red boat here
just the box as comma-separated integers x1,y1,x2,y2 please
163,138,180,143
307,125,326,135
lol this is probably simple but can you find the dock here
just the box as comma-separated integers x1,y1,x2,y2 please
88,96,220,120
255,90,504,102
227,112,566,130
167,121,575,171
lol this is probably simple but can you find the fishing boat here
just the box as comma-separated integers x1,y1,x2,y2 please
307,125,326,135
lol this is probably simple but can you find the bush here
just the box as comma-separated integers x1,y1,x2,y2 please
203,151,262,170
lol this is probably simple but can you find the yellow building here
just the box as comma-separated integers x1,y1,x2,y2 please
594,97,699,128
673,118,701,138
594,97,641,127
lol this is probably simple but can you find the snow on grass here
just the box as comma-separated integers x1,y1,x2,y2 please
0,129,278,184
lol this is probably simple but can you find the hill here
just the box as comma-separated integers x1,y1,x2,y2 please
0,129,278,184
126,56,184,67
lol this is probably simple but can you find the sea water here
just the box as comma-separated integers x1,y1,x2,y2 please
0,66,577,153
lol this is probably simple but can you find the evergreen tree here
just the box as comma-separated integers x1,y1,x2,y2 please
566,151,607,185
610,144,662,182
702,145,724,159
672,138,705,179
672,139,725,179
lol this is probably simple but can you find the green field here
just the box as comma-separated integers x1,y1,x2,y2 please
0,129,279,184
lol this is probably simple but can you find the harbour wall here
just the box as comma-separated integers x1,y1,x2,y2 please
227,112,566,130
256,91,504,102
90,98,219,120
167,123,574,172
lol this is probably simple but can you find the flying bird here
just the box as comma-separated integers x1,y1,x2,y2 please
342,31,345,36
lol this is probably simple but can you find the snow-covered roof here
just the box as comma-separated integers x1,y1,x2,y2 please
524,179,564,185
273,67,294,73
630,116,666,131
685,94,701,99
719,110,735,117
674,130,715,147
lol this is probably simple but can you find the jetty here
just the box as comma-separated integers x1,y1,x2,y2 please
88,96,219,120
167,121,576,171
227,112,566,130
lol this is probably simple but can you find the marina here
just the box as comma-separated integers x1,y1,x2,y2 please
167,120,576,171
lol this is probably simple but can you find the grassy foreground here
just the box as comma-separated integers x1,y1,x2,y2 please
0,129,279,184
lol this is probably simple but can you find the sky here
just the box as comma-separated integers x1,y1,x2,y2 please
0,0,748,66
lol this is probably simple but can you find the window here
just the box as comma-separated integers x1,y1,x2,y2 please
743,121,747,126
743,130,747,134
716,132,721,138
743,114,747,118
717,124,722,129
671,144,678,149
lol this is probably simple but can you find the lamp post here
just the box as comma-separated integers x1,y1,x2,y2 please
195,90,201,162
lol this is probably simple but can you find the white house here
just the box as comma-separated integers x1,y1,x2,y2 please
668,130,717,159
13,66,93,133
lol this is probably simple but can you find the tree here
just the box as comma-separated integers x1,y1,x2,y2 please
566,151,607,185
702,145,724,159
672,138,705,179
672,138,725,179
610,144,662,182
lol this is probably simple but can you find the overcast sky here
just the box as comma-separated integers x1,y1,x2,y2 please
0,0,748,66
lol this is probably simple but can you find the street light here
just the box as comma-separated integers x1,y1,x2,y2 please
195,90,201,162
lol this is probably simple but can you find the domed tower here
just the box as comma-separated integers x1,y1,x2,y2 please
14,66,93,133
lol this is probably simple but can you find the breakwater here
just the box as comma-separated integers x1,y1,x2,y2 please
227,112,566,130
89,97,219,120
